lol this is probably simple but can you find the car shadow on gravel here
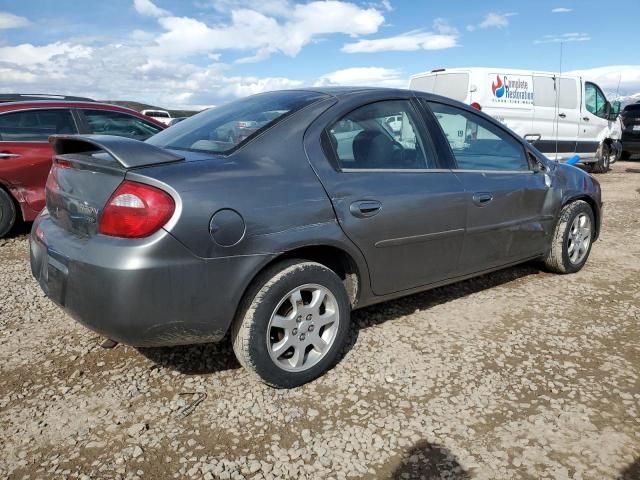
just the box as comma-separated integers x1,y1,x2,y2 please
4,220,31,239
345,263,542,352
136,338,241,375
619,457,640,480
135,264,541,376
389,440,470,479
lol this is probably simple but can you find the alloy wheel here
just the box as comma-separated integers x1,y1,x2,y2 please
567,213,592,264
266,284,340,372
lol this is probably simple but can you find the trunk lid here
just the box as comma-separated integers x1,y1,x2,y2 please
46,135,184,237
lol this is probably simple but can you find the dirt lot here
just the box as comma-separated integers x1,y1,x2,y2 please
1,161,638,480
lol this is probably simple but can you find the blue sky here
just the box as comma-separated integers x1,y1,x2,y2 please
1,0,639,108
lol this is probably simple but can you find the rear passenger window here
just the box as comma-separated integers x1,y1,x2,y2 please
0,109,76,141
427,102,529,171
327,100,435,170
82,110,162,140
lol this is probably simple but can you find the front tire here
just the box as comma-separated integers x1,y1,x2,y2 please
590,143,612,173
543,200,595,274
232,260,351,388
0,188,17,238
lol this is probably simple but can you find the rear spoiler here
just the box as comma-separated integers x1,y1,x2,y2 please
49,134,184,169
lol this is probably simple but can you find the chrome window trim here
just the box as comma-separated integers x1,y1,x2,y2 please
340,168,452,173
451,169,534,174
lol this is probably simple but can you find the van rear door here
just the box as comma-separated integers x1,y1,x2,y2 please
410,72,470,103
531,75,579,159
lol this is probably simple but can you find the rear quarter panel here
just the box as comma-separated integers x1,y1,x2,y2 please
132,97,366,265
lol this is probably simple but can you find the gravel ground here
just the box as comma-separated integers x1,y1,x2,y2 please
1,161,639,480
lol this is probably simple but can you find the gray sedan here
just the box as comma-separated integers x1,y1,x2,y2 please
30,87,602,388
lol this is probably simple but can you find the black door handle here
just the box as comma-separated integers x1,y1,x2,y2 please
558,113,566,118
472,192,493,206
583,117,590,122
350,200,382,218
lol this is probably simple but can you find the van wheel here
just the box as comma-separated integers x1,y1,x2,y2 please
591,143,612,173
0,188,17,238
232,260,351,388
543,200,594,274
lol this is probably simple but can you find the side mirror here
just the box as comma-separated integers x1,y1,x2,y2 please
604,101,620,121
610,100,621,120
524,133,541,143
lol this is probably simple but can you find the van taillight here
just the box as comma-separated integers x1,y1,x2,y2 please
471,102,482,111
99,181,175,238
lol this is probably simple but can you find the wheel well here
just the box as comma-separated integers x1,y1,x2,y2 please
0,183,22,224
258,245,361,307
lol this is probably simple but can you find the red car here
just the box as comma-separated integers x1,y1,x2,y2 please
0,101,166,237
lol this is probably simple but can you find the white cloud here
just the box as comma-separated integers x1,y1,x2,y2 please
315,67,405,87
380,0,393,12
551,7,572,13
0,11,30,29
565,65,640,96
0,39,305,108
218,76,304,98
0,42,92,65
342,19,458,53
146,1,384,60
534,32,590,44
133,0,170,18
467,12,516,31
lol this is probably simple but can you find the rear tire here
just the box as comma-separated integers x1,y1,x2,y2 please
0,188,17,238
543,200,595,274
232,260,351,388
590,143,611,173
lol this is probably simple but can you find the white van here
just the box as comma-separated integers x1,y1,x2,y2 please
141,109,172,126
409,67,621,172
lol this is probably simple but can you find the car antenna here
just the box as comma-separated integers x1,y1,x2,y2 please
554,41,564,163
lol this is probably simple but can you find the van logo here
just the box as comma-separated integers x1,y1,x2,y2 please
490,73,534,104
492,75,505,98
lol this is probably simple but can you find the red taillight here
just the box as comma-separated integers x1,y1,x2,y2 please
99,181,175,238
471,102,482,111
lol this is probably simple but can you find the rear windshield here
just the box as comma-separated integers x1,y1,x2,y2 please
147,91,327,154
623,104,640,117
146,111,170,118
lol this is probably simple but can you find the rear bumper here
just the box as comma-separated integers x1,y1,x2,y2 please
30,212,274,347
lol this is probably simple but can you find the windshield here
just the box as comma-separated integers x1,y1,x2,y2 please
147,90,327,154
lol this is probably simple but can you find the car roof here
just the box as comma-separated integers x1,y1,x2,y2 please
0,93,94,103
298,86,413,97
0,100,130,110
0,101,166,126
409,67,583,79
